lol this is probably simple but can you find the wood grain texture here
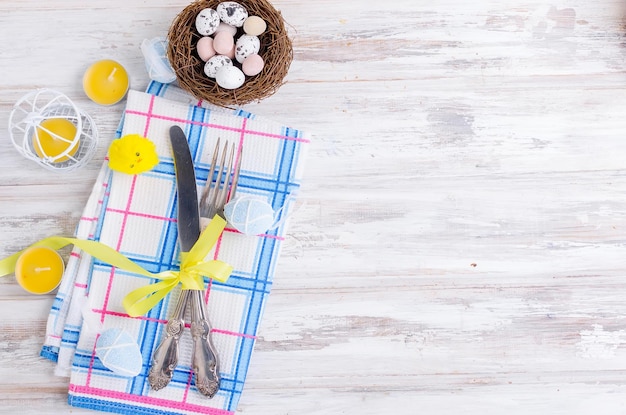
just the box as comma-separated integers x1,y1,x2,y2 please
1,0,626,414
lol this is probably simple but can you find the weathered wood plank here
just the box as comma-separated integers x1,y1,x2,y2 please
1,0,626,413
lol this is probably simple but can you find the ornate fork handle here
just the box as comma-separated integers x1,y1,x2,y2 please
148,290,190,390
189,139,240,397
190,290,221,397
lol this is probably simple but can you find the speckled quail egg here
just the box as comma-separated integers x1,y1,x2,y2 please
204,55,233,78
235,35,260,63
217,1,248,27
195,8,220,36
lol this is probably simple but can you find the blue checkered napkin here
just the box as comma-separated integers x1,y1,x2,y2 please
42,81,268,370
42,83,309,415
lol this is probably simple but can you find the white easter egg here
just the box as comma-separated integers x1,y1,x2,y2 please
224,196,277,235
204,55,233,78
216,65,245,89
195,8,220,36
235,35,260,64
217,1,248,27
95,328,143,377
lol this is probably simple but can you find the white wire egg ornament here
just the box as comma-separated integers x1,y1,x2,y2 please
8,89,98,172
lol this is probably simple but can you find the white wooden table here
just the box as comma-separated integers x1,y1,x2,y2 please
1,0,626,413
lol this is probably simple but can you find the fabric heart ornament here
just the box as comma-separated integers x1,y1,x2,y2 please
223,196,278,235
95,328,143,377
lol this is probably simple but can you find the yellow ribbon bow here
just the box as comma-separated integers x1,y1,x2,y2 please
0,216,232,317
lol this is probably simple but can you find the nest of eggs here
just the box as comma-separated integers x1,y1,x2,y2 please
167,0,293,107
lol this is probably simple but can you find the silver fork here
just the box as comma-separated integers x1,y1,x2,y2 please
190,138,242,397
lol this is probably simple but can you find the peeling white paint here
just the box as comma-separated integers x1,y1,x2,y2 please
577,325,626,359
2,0,626,414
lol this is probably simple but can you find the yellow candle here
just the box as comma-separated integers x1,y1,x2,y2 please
33,118,79,162
83,59,130,105
15,247,64,295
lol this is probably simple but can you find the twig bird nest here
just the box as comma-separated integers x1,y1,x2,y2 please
167,0,293,107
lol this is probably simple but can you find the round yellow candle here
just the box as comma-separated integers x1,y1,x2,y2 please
83,59,129,105
15,247,64,295
33,118,79,163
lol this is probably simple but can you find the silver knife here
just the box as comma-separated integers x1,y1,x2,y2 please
148,125,198,390
169,125,200,252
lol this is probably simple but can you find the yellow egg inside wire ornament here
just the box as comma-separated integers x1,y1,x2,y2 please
33,118,79,163
8,89,98,172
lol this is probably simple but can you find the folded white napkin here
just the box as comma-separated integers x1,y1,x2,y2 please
41,82,309,415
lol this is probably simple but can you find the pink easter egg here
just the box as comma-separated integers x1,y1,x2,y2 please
197,37,216,61
213,31,234,55
215,22,238,37
224,44,236,59
242,53,264,76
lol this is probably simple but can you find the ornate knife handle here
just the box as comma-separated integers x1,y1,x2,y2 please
190,290,221,398
148,290,190,391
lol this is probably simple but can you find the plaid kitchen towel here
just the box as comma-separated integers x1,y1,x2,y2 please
41,82,264,369
41,82,309,415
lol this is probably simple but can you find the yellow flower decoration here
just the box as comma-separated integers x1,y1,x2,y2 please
108,134,159,175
